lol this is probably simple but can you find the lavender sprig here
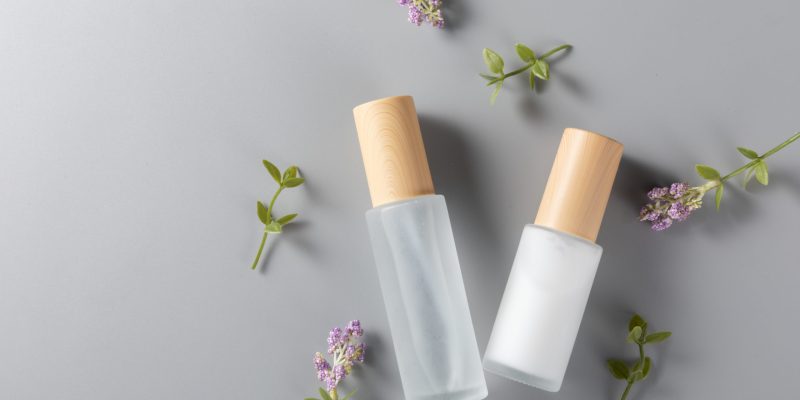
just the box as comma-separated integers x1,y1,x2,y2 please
640,132,800,231
396,0,444,28
306,320,366,400
480,43,572,104
250,159,304,270
607,314,672,400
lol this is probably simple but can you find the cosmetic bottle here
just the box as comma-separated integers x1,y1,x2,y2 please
483,128,623,392
353,96,488,400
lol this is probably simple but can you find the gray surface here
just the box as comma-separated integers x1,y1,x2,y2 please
1,1,799,399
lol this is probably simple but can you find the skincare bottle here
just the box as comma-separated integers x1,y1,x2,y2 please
353,96,488,400
483,128,623,392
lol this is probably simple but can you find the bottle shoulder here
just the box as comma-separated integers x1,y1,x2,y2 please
523,224,603,251
366,194,444,214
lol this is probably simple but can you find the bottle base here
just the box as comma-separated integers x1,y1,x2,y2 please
407,385,488,400
483,358,561,392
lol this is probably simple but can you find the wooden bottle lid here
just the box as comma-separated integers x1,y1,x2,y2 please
534,128,624,242
353,96,435,207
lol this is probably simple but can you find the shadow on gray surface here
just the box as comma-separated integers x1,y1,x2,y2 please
441,0,471,32
256,221,319,275
348,332,395,400
418,115,507,339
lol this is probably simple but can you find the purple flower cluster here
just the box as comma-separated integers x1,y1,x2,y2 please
397,0,445,28
314,320,366,393
640,182,705,231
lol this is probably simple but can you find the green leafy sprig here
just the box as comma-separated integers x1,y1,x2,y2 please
251,159,305,270
480,43,572,104
695,132,800,210
305,388,356,400
607,314,672,400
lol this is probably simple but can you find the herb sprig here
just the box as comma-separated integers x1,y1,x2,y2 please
251,159,305,270
607,314,672,400
640,132,800,231
480,43,572,104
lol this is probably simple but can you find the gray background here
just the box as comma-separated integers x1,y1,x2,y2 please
1,1,799,399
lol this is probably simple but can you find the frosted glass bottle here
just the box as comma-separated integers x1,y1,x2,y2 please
354,96,487,400
366,195,487,400
483,225,602,391
483,128,623,392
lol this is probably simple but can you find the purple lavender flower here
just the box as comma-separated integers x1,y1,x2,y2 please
408,5,423,25
311,320,367,398
640,182,705,231
397,0,445,28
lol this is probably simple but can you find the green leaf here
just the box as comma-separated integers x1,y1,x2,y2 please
607,359,630,380
262,160,281,184
277,213,298,225
318,388,333,400
695,164,721,180
755,161,769,185
482,48,504,74
743,166,756,189
642,356,652,378
627,325,643,343
257,201,269,224
342,389,357,400
532,59,550,80
715,184,724,210
283,166,298,182
489,81,503,105
737,147,759,159
629,314,647,332
284,177,305,188
265,221,282,233
645,331,672,344
479,73,497,82
529,69,536,90
515,43,536,62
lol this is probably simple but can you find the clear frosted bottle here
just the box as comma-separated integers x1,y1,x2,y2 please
483,128,624,392
354,96,488,400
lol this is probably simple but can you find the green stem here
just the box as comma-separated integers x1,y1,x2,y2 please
250,231,269,270
330,388,338,400
540,44,573,59
250,185,285,270
486,44,572,85
266,186,284,223
621,381,634,400
720,132,800,182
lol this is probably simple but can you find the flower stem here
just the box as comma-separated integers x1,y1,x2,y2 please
540,44,572,60
486,44,572,85
250,231,269,270
250,185,285,270
621,381,634,400
721,132,800,182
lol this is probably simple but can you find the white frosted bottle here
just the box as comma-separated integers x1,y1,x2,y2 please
354,96,487,400
483,128,624,392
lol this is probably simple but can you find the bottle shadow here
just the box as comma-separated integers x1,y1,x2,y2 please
418,115,508,343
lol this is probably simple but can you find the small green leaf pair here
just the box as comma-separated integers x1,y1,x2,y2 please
736,146,770,188
695,141,775,211
251,159,305,270
305,387,356,400
607,314,672,400
480,43,572,104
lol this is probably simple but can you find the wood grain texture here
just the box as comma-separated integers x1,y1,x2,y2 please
353,96,435,207
534,128,624,242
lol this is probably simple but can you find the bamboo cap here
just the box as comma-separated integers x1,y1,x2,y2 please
534,128,624,242
353,96,435,207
